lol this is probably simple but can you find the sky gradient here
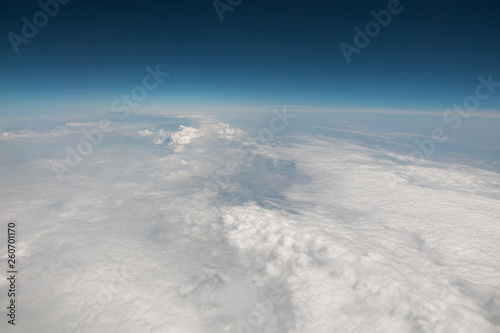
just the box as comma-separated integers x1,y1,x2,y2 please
1,0,500,116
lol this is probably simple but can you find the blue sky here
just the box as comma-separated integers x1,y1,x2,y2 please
1,0,499,117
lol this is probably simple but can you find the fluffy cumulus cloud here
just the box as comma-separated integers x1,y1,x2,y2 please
1,116,499,332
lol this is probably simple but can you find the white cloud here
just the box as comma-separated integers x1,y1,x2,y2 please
169,125,199,151
0,127,70,140
138,128,169,144
1,117,499,332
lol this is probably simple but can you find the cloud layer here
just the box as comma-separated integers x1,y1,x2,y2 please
1,116,499,332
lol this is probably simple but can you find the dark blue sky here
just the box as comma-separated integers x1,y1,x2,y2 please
1,0,499,116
